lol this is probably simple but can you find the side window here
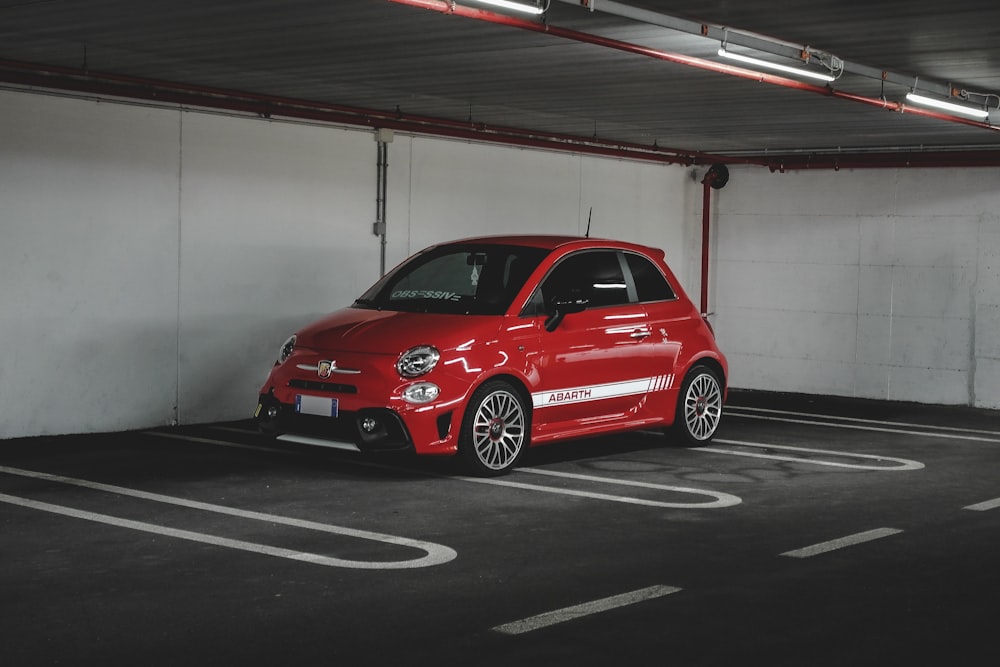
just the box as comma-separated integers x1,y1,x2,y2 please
536,250,630,311
625,252,676,302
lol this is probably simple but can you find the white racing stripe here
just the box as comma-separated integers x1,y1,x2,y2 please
0,465,456,570
781,527,903,558
492,585,681,635
702,439,925,471
532,376,669,409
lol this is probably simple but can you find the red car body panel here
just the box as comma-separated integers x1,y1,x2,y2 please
256,235,727,459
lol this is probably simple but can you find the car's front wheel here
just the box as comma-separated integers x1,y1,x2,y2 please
671,364,723,445
459,380,529,476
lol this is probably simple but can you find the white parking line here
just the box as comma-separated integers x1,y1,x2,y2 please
147,431,741,509
144,430,286,454
492,585,681,635
455,474,740,509
514,468,741,508
729,406,1000,436
780,527,903,558
727,409,1000,443
0,465,456,570
963,497,1000,511
702,439,924,471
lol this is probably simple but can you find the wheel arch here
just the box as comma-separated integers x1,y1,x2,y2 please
685,355,727,392
470,371,535,420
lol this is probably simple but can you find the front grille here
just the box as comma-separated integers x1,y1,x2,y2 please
288,379,358,394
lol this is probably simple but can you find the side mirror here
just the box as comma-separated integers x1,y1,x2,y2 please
544,295,588,332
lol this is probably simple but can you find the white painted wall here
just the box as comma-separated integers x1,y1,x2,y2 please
0,94,182,437
383,136,689,270
0,90,691,439
711,166,1000,409
175,113,377,424
5,87,994,442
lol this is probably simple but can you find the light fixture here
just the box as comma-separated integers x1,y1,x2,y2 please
904,92,989,119
472,0,545,14
718,46,836,83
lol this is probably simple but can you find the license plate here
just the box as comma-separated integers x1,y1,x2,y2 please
296,395,339,417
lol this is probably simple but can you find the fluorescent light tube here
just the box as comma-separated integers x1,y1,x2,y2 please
718,47,835,83
905,92,989,119
473,0,545,14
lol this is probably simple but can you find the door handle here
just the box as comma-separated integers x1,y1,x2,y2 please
630,329,652,339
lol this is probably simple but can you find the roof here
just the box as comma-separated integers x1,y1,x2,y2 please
2,0,999,168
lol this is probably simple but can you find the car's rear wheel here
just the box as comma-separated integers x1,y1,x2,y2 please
671,365,723,445
459,380,529,476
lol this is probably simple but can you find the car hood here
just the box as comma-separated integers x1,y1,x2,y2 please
295,306,504,355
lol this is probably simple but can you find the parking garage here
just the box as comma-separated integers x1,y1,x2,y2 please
2,1,1000,664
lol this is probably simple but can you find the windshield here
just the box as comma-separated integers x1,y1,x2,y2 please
354,244,550,315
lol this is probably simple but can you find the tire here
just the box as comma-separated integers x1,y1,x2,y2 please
459,380,529,476
671,365,723,446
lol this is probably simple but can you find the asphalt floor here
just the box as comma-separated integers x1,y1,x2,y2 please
2,390,999,666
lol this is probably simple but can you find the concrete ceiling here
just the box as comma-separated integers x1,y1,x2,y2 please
2,0,1000,168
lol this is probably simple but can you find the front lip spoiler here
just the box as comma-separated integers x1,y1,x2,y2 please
275,434,361,452
255,393,413,452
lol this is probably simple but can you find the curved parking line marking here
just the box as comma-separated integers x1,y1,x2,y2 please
146,431,741,509
492,585,681,635
457,472,740,509
726,410,1000,443
701,440,925,471
0,465,456,570
517,468,741,508
781,527,903,558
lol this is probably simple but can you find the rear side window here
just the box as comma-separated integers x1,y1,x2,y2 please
625,252,676,302
529,250,630,312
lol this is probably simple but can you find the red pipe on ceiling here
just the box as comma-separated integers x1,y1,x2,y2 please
385,0,1000,135
2,58,762,168
3,10,1000,169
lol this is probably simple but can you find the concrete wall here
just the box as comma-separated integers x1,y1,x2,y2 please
711,166,1000,409
0,90,692,439
4,87,996,442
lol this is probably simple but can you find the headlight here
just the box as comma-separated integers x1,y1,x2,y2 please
396,346,440,378
277,334,297,365
402,382,440,404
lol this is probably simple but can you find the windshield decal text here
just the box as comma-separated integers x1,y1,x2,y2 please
391,290,461,301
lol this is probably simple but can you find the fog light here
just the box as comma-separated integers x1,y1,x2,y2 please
267,406,279,419
402,382,440,404
361,417,378,433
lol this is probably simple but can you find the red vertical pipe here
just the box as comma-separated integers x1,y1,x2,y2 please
700,171,716,315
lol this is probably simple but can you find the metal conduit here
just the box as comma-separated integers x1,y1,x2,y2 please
0,58,728,168
385,0,1000,135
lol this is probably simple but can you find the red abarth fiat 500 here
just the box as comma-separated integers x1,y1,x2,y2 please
255,235,727,476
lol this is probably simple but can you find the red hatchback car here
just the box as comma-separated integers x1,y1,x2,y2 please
255,235,727,475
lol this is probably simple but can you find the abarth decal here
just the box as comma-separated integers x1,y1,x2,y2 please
532,375,673,409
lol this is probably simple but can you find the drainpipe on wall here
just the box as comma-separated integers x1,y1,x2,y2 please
699,164,729,317
374,128,394,276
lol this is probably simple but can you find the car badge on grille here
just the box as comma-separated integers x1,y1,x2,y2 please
296,360,362,375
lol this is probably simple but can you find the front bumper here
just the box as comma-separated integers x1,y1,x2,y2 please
255,388,460,455
255,392,415,452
